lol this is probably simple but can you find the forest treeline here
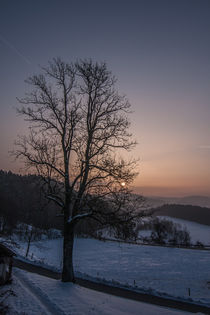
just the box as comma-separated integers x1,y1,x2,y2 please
1,170,209,237
154,204,210,226
0,170,61,232
0,170,106,236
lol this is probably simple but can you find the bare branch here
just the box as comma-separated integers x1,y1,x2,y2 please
13,58,143,282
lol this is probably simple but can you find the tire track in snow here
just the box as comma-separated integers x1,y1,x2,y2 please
14,268,65,315
14,257,210,314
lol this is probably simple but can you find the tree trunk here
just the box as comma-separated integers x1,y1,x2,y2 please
62,223,75,282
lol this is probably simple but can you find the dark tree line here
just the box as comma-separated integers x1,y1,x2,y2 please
154,204,210,226
0,170,143,240
0,170,105,236
0,170,60,233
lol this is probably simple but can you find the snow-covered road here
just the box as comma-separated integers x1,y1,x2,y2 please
15,268,64,314
5,268,193,315
14,257,209,313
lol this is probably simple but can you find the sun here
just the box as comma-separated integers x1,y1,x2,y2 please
121,182,126,187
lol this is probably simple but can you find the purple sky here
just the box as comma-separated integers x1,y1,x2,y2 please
0,0,210,197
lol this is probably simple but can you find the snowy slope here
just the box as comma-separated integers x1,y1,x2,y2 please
158,216,210,245
2,268,193,315
138,216,210,245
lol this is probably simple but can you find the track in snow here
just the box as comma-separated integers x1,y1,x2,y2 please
13,257,210,314
14,268,65,315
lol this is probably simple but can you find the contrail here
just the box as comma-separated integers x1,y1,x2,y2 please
0,33,31,65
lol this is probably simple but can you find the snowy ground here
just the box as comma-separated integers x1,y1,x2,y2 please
1,268,195,314
6,237,210,307
157,216,210,245
137,216,210,246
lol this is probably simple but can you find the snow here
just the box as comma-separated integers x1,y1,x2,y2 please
137,216,210,246
8,237,210,306
68,212,92,223
3,268,192,315
157,216,210,245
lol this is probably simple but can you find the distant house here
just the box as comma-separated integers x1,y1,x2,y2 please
0,243,15,285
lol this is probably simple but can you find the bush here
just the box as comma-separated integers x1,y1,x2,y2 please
150,218,191,246
195,241,204,248
113,221,138,241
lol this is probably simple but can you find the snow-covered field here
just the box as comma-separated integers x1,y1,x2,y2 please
8,236,210,307
158,216,210,245
137,216,210,246
2,268,192,315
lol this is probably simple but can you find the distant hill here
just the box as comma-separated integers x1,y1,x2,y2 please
145,195,210,208
153,204,210,226
165,196,210,208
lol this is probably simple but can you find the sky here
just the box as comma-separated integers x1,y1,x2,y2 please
0,0,210,197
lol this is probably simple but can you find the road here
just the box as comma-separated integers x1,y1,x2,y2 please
13,257,210,314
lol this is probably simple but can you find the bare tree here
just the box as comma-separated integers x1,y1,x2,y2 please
14,58,143,282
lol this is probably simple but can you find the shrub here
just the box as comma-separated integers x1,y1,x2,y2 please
150,218,191,246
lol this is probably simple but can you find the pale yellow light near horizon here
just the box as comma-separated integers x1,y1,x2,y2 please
132,145,210,197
